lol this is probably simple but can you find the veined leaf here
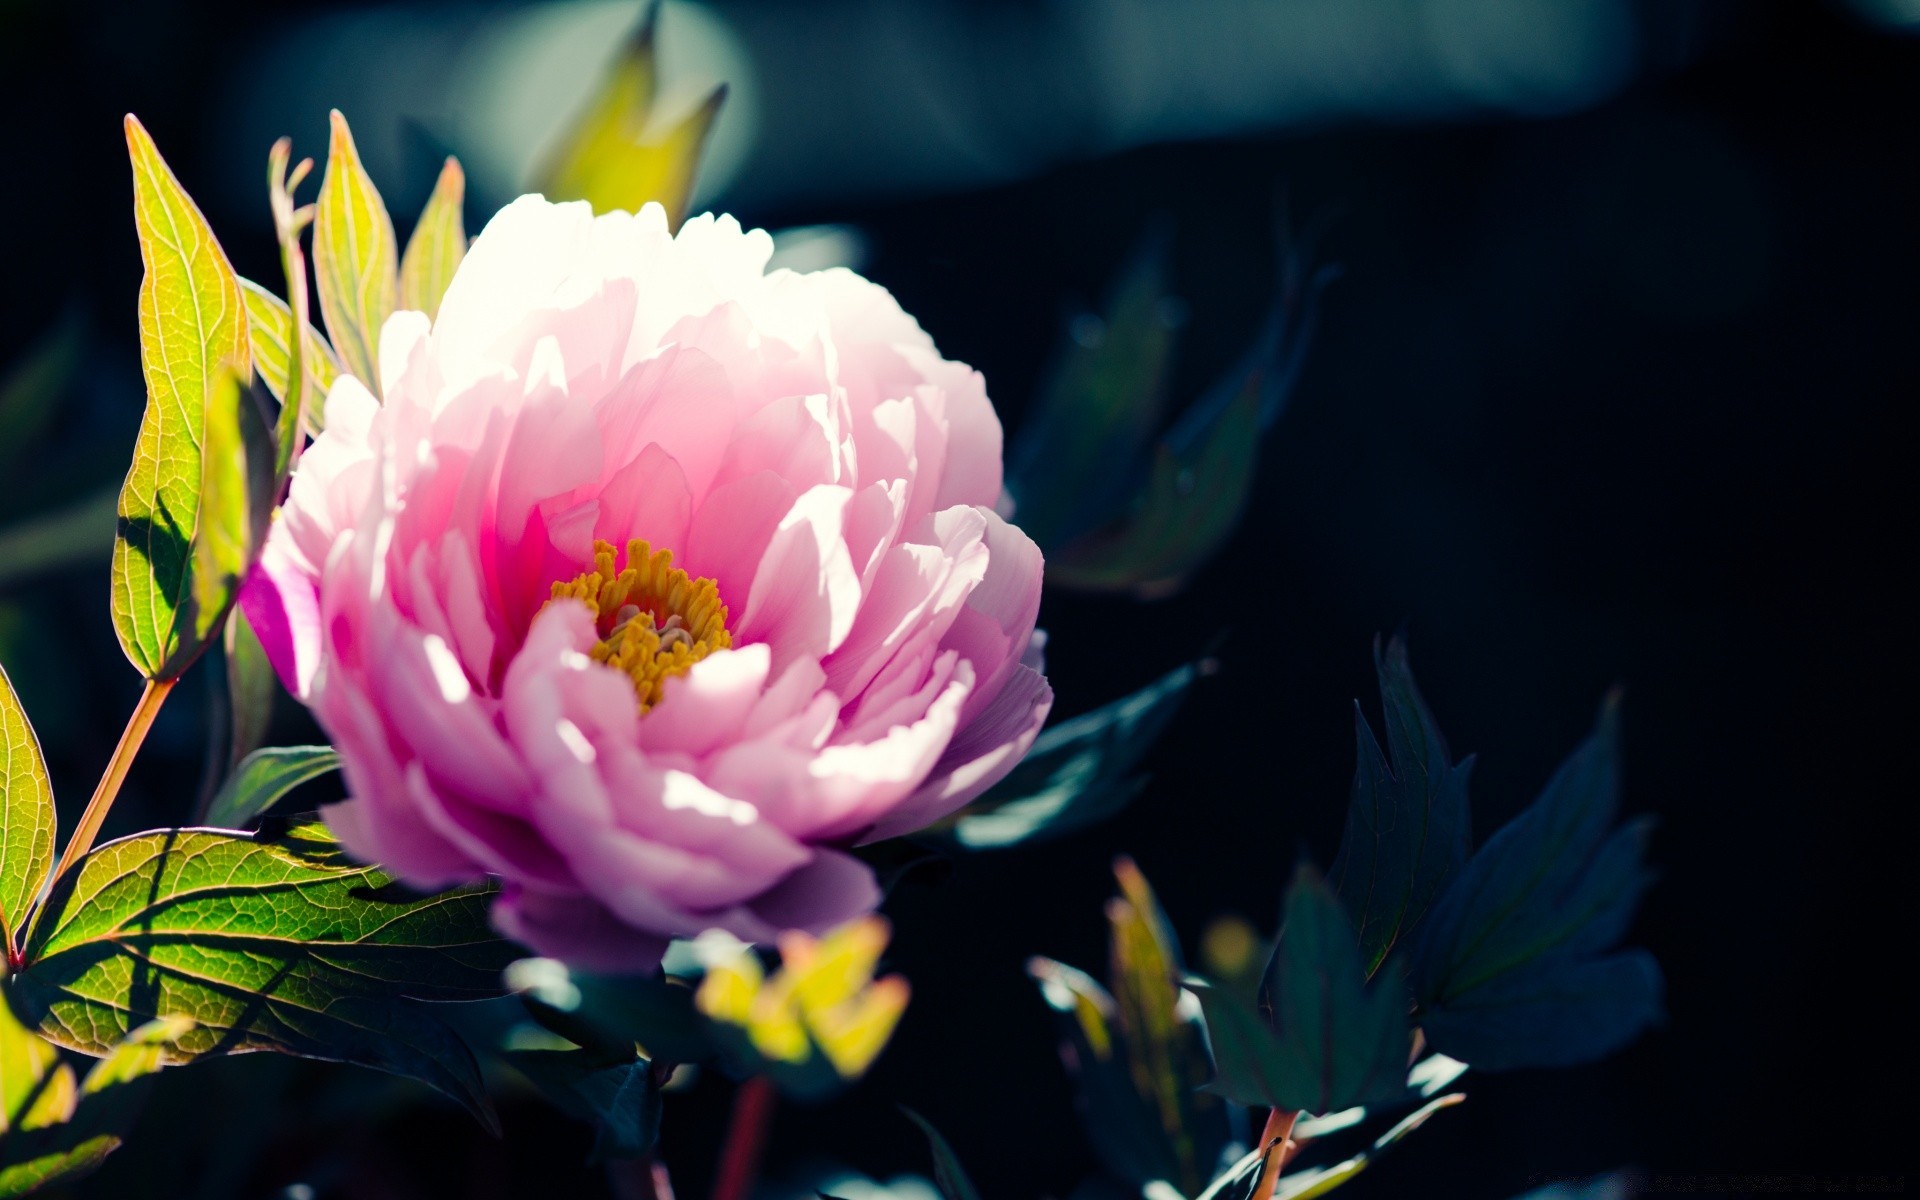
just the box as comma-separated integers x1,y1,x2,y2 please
203,746,338,830
901,1108,983,1200
939,659,1207,851
114,115,253,681
313,110,397,396
0,1004,185,1196
0,664,52,958
8,822,513,1129
1328,638,1473,978
240,278,340,418
185,366,273,666
399,157,466,320
1194,865,1410,1115
1409,699,1662,1070
535,3,726,225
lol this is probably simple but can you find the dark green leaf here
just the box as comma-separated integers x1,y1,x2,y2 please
0,664,53,957
0,314,83,477
940,660,1207,850
7,823,514,1130
1409,699,1662,1070
204,746,339,830
1328,637,1473,978
1006,233,1179,551
507,958,712,1067
1193,865,1409,1114
223,607,280,772
902,1108,983,1200
506,1046,662,1160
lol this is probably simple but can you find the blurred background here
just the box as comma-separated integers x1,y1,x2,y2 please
0,0,1909,1197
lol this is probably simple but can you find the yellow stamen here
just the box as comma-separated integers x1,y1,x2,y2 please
545,539,732,712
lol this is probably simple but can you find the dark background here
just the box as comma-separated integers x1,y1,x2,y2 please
0,1,1909,1197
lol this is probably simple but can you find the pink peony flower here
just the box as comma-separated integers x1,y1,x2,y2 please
242,197,1051,970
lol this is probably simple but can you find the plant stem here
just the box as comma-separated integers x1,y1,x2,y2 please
709,1076,776,1200
1250,1107,1302,1200
47,677,175,886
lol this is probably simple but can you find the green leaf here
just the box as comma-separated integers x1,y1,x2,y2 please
1409,699,1661,1070
534,2,726,225
239,278,340,417
185,366,273,665
505,1045,662,1161
1047,362,1263,597
114,115,254,681
0,1005,183,1197
203,747,339,830
223,606,280,772
1193,865,1409,1115
940,660,1207,851
0,664,52,958
313,110,398,396
1328,638,1473,978
1005,233,1180,551
399,157,466,320
6,822,514,1130
901,1108,983,1200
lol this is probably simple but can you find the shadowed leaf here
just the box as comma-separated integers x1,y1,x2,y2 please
203,747,339,830
1329,638,1473,978
505,1045,662,1161
7,822,513,1130
1193,865,1409,1114
902,1108,983,1200
114,115,253,680
1409,700,1662,1070
313,111,397,395
535,3,725,225
223,608,279,772
0,665,52,959
399,157,466,320
939,659,1207,850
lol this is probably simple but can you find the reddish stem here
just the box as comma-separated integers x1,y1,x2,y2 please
1250,1107,1302,1200
709,1076,777,1200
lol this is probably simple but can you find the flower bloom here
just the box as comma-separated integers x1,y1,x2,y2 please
242,197,1051,969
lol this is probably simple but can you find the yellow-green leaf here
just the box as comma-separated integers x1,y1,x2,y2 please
0,664,52,960
0,999,60,1135
399,157,466,320
535,6,725,226
312,110,397,396
185,366,271,663
112,114,252,681
240,278,339,425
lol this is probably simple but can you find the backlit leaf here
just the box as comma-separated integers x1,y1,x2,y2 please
240,278,340,417
223,607,279,772
399,157,466,320
313,110,397,395
1328,638,1473,978
203,746,339,830
185,366,273,668
1409,699,1662,1070
940,659,1207,851
535,3,726,225
0,664,52,958
114,115,253,680
1193,865,1409,1115
7,822,513,1129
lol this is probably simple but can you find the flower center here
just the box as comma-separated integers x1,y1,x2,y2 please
546,539,732,712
